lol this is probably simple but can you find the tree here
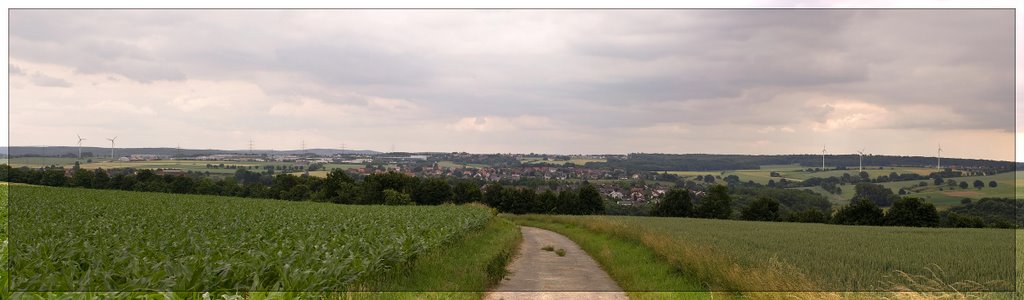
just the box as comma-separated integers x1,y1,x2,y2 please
973,180,984,190
483,184,506,209
411,177,452,205
740,197,780,221
853,183,898,207
91,169,110,189
933,176,943,186
383,188,412,205
577,182,605,215
555,189,578,214
988,180,998,188
697,185,732,219
452,181,483,204
884,197,939,227
958,181,969,189
651,189,692,217
832,198,884,226
538,189,558,214
509,188,540,214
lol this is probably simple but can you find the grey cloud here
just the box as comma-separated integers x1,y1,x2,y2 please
6,10,1015,159
9,64,26,75
30,72,72,87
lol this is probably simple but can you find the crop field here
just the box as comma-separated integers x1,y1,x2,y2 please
7,185,494,291
509,214,1016,292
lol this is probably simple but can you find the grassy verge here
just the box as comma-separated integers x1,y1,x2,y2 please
510,217,713,300
340,216,522,299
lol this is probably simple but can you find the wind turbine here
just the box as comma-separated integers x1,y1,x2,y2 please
76,134,87,159
856,148,865,172
821,145,827,170
937,144,942,170
106,136,117,159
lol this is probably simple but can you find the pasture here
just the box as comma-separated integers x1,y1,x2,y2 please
6,185,496,291
509,214,1016,292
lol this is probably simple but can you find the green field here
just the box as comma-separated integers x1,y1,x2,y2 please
6,185,501,291
671,165,941,186
509,214,1016,293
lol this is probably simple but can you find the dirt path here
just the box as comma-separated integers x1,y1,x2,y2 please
484,226,628,300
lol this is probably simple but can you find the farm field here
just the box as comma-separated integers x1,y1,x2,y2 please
5,185,501,291
508,214,1016,292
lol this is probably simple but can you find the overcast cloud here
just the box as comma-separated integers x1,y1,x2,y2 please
7,9,1015,160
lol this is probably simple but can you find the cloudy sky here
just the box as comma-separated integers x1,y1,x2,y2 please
7,9,1016,160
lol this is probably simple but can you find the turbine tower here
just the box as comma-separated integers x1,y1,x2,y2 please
76,134,87,159
937,144,942,170
106,136,117,159
856,148,865,172
821,145,827,170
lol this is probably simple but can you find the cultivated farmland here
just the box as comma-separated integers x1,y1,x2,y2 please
7,185,494,291
510,214,1016,292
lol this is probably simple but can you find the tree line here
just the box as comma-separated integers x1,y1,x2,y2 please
650,183,1018,228
1,163,1015,228
595,153,1016,172
0,164,604,215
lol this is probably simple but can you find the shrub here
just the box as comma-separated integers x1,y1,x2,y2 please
383,189,412,205
555,249,566,257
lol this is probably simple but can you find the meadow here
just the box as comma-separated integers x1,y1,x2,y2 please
6,185,499,291
509,214,1016,293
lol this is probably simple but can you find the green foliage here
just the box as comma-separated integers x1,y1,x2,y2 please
946,198,1022,228
383,188,413,205
696,185,732,219
740,197,780,221
554,249,566,257
784,208,829,223
8,185,493,291
576,182,605,215
883,197,939,227
651,189,692,217
411,177,452,205
452,181,482,204
853,182,898,207
832,198,884,226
